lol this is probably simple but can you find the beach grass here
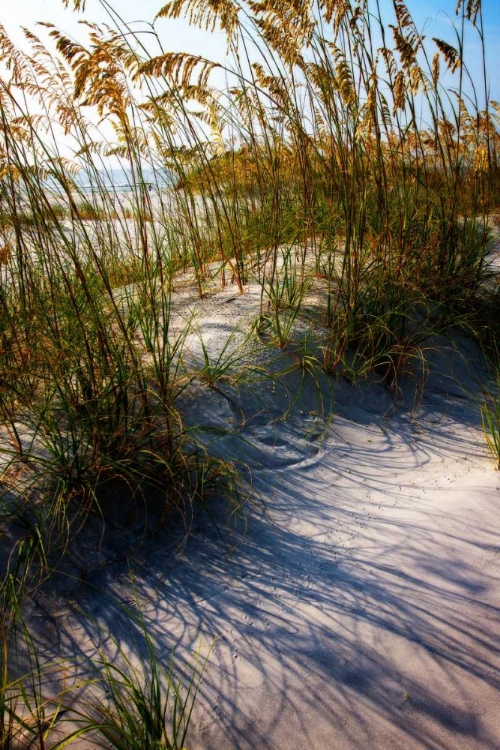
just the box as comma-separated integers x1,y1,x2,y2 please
0,0,499,743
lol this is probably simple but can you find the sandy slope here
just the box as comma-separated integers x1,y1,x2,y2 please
21,269,500,750
169,344,500,749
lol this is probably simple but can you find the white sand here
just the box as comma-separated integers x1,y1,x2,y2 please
20,269,500,750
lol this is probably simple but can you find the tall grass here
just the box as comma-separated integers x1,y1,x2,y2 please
0,0,499,743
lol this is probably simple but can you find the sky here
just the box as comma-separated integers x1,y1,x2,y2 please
0,0,227,61
0,0,498,106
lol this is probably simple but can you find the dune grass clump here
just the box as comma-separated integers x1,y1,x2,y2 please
481,392,500,469
481,352,500,469
0,0,499,743
0,578,207,750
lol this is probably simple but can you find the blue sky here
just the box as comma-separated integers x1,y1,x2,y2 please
0,0,498,102
408,0,500,103
0,0,226,59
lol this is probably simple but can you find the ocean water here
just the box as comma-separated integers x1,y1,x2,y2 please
45,168,174,195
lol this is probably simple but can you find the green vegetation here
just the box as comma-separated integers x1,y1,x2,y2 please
1,0,499,744
1,579,207,749
481,363,500,469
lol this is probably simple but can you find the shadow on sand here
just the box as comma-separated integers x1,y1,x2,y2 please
29,335,500,749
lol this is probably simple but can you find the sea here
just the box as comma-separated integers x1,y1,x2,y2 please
46,168,174,196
